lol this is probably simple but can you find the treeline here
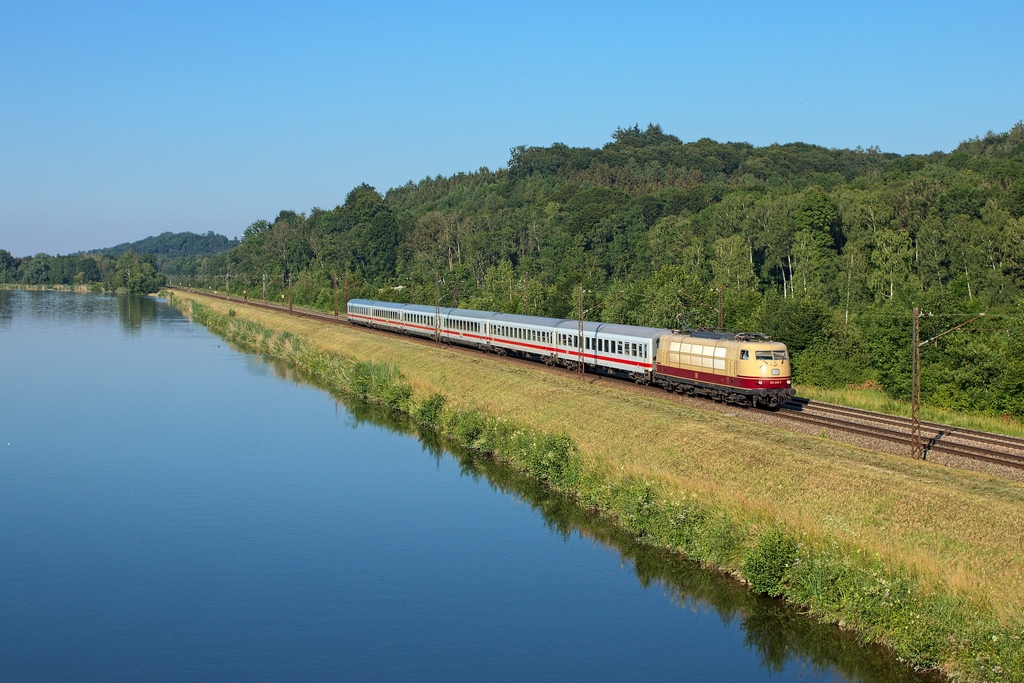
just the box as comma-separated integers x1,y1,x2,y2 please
92,123,1024,415
0,250,164,294
0,231,236,292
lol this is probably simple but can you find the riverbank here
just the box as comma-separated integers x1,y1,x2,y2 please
0,283,96,292
169,290,1024,682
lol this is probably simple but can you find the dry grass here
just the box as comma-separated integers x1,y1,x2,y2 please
797,384,1024,438
185,293,1024,625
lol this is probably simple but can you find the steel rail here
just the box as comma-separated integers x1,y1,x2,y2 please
783,400,1024,452
780,411,1024,470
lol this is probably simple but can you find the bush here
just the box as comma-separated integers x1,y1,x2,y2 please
743,525,798,597
792,345,867,388
416,393,446,427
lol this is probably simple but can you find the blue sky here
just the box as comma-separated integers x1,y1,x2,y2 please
2,1,1022,256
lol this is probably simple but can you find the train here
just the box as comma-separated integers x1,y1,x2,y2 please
346,298,795,409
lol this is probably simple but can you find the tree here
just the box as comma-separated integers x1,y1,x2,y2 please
76,257,102,283
114,252,164,293
868,229,913,300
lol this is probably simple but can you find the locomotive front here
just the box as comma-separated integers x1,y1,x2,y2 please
735,339,794,408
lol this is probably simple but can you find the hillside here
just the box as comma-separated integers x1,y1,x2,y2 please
96,231,238,259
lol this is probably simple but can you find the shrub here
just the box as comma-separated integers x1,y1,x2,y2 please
416,393,446,427
743,525,798,597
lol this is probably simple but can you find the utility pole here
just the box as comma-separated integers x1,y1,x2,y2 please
333,272,338,316
911,307,922,460
435,273,442,345
262,273,267,303
288,273,293,312
717,285,724,332
225,273,230,298
344,272,350,309
577,285,585,378
910,309,985,460
243,275,248,302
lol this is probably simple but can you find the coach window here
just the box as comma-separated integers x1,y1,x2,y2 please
740,349,749,360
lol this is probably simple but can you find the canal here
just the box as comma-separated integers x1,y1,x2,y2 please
0,290,936,682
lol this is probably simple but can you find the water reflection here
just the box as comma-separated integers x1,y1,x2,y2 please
117,293,159,332
253,353,941,683
0,290,163,334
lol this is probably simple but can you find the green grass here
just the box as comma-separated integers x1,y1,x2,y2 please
172,291,1024,682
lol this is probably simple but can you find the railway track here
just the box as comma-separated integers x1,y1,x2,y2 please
168,288,1024,474
780,399,1024,471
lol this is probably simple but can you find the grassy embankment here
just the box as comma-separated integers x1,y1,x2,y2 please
170,290,1024,683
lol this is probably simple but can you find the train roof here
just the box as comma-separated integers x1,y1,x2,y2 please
443,306,499,321
680,330,775,342
400,303,446,315
488,312,567,327
349,300,500,321
347,298,772,344
348,298,404,309
553,320,671,340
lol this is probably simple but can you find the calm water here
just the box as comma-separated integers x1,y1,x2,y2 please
0,291,935,682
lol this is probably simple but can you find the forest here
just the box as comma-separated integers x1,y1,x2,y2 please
11,122,1024,415
204,122,1024,416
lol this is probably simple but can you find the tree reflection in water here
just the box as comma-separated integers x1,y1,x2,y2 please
117,294,159,332
253,353,944,683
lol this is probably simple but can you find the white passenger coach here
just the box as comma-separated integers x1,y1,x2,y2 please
346,298,669,381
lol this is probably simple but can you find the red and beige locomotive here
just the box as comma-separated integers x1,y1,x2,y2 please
347,299,794,409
